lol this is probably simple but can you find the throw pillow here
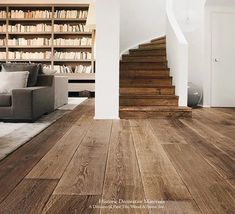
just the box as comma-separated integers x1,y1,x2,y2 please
0,71,29,94
1,63,40,87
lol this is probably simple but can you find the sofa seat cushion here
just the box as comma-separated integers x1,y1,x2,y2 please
1,63,40,87
0,94,12,107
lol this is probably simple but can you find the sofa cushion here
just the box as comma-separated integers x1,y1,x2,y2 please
1,63,40,87
0,71,29,94
0,94,12,107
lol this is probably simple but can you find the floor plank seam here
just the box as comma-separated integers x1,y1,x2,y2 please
100,120,114,205
130,120,150,214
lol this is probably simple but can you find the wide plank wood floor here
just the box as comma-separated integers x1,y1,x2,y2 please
0,99,234,214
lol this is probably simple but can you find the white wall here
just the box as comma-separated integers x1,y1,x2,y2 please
120,0,166,54
173,0,206,91
203,2,235,106
166,0,188,106
95,0,120,119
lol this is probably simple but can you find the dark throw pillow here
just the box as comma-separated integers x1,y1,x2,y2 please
1,63,40,87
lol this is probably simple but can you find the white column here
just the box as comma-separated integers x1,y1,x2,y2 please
95,0,120,119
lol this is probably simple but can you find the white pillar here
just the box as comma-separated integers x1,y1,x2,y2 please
95,0,120,119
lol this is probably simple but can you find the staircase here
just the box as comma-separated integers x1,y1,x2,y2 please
120,36,192,119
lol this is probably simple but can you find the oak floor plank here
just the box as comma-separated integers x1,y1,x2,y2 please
148,201,201,214
130,119,191,201
180,118,235,160
0,99,92,203
0,179,58,214
149,119,187,144
171,119,235,179
101,120,148,214
193,108,235,140
26,108,94,179
42,195,100,214
53,120,113,195
163,144,235,214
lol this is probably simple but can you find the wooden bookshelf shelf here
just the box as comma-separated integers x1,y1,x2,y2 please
54,32,92,35
54,18,87,21
54,45,92,49
8,46,51,48
8,59,51,61
8,18,52,21
54,59,92,62
8,32,52,35
0,3,95,96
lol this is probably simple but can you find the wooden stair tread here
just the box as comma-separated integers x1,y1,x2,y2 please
151,36,166,43
122,56,167,63
139,44,166,50
139,43,166,49
120,83,174,88
120,85,175,88
130,46,166,52
129,50,166,56
120,95,178,99
120,106,191,112
121,76,172,80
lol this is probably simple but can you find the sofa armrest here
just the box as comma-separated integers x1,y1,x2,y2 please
11,86,54,121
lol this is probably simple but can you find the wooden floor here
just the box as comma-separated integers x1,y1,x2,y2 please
0,99,234,214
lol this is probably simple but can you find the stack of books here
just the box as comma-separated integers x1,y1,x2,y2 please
0,38,6,46
0,24,7,32
54,51,92,60
53,37,92,46
54,10,88,19
8,51,51,60
8,37,52,46
54,65,73,73
8,24,52,32
54,65,92,74
9,10,52,19
74,65,92,73
0,52,6,59
54,24,87,33
0,11,6,19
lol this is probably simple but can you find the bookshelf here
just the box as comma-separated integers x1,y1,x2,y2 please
0,4,95,95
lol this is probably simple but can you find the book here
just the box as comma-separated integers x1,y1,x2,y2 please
54,10,88,19
54,51,92,60
8,37,51,46
53,37,92,46
8,51,51,60
9,10,52,19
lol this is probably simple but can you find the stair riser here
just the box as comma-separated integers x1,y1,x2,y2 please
122,56,167,63
121,62,168,70
120,88,175,95
120,79,172,86
120,111,192,119
120,70,170,78
120,98,178,106
129,50,166,56
139,44,166,49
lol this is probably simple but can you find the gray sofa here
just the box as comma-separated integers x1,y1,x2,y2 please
0,63,55,122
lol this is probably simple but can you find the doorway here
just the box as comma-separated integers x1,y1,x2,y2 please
211,12,235,107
